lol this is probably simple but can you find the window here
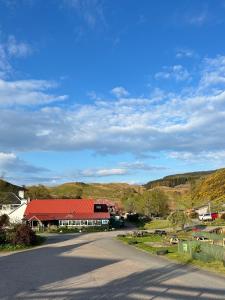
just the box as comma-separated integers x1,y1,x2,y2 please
93,220,101,226
81,220,88,226
102,219,109,225
94,204,108,212
88,220,94,226
75,220,81,226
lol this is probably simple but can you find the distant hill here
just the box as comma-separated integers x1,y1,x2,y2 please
27,182,144,205
144,170,216,189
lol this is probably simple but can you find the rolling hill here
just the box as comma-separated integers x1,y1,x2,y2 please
144,170,216,189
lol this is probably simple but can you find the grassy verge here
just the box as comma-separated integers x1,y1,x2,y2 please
144,219,170,230
0,235,46,252
117,234,225,276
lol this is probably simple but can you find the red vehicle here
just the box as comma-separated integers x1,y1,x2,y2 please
211,212,218,220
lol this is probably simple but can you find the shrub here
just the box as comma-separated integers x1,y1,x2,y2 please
11,224,36,246
57,227,80,233
0,228,6,244
220,213,225,220
0,214,9,228
189,211,198,219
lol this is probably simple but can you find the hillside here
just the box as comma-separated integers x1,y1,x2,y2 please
144,170,216,189
192,168,225,209
27,182,144,205
0,179,23,204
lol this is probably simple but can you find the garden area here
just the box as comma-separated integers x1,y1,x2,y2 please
0,214,45,251
117,229,225,275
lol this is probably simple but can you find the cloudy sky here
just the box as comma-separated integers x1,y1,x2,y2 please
1,0,225,185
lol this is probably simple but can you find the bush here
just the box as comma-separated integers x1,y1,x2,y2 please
57,227,80,233
0,214,9,228
189,211,198,219
220,213,225,220
11,224,36,246
0,228,6,244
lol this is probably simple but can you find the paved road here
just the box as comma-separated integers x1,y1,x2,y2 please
0,231,225,300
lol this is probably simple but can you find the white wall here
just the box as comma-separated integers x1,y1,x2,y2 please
8,203,27,223
196,206,208,215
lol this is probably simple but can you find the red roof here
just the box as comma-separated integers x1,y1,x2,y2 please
24,199,110,221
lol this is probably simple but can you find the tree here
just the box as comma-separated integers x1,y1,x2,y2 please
26,185,51,199
141,189,169,217
0,214,9,228
75,188,83,199
168,210,190,230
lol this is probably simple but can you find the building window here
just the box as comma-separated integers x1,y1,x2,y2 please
81,220,88,226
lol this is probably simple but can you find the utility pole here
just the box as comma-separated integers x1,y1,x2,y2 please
208,201,211,215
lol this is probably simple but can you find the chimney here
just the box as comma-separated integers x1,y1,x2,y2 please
18,190,25,199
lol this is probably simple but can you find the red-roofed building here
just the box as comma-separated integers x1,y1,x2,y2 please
24,199,110,228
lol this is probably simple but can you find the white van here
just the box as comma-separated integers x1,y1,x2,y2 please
198,213,212,221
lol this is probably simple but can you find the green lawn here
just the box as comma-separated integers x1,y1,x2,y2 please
117,233,225,276
144,219,170,229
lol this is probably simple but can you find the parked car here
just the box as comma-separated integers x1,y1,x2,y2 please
194,235,209,241
211,212,219,220
169,235,179,244
199,213,212,221
154,230,167,236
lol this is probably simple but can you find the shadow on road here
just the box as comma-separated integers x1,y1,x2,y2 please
0,233,225,300
0,238,120,300
16,264,225,300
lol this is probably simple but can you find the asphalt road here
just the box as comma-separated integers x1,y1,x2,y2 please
0,231,225,300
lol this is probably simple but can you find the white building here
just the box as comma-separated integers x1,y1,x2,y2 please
0,190,28,223
195,204,209,215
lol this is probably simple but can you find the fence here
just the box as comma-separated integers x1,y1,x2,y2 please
178,240,225,262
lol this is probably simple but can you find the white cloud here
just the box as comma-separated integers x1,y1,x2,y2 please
63,0,105,29
199,56,225,89
169,150,225,163
0,79,68,106
155,65,191,81
176,48,197,59
6,35,32,57
187,11,208,26
1,55,225,164
119,161,166,171
111,86,129,98
81,168,127,177
0,35,32,78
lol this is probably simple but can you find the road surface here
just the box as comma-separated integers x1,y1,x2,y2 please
0,231,225,299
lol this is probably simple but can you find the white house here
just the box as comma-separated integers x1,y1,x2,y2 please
0,190,28,223
195,204,209,215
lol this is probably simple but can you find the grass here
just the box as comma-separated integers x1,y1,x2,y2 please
144,219,170,229
118,234,175,254
118,233,225,276
167,251,225,275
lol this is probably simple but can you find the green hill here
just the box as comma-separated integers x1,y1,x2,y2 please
26,182,144,205
192,168,225,209
144,170,216,189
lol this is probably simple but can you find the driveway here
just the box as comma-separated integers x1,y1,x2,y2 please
0,231,225,299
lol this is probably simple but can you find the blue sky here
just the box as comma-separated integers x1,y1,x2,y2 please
1,0,225,185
